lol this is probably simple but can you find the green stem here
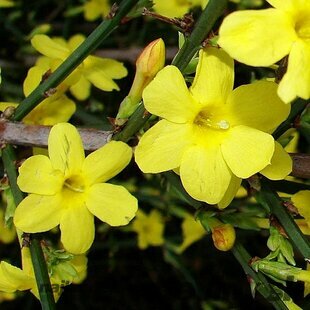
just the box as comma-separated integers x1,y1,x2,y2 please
2,146,56,309
30,237,56,310
256,180,310,260
113,104,151,142
12,0,139,121
172,0,228,72
231,241,288,310
273,99,308,140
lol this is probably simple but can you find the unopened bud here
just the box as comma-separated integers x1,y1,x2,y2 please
211,223,236,251
116,38,165,123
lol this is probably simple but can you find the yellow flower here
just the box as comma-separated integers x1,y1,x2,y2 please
0,66,75,126
135,47,291,207
31,34,128,100
177,214,206,253
83,0,110,21
218,0,310,103
153,0,208,18
0,248,87,301
211,223,236,251
0,209,16,244
132,209,165,249
0,0,14,7
14,123,138,254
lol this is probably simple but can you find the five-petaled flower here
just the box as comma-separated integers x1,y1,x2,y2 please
14,123,138,254
31,34,128,100
218,0,310,103
135,47,291,207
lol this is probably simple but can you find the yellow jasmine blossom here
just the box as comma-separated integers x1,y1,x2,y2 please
218,0,310,103
153,0,208,18
135,47,291,206
177,214,206,253
132,209,165,249
211,223,236,251
0,209,16,244
83,0,110,21
0,66,75,126
14,123,138,254
0,248,86,301
31,34,128,100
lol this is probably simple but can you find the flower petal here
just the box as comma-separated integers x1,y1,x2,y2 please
218,9,296,66
190,48,234,104
260,141,292,180
153,1,191,18
14,194,62,233
278,40,310,103
0,262,34,292
60,205,94,254
135,120,193,173
83,141,132,185
23,66,46,96
217,175,242,209
267,0,310,10
17,155,63,195
69,75,91,101
48,123,85,176
83,56,127,92
221,125,274,178
291,190,310,222
86,183,138,226
226,80,290,132
142,65,199,123
180,146,232,204
31,35,68,60
68,34,85,51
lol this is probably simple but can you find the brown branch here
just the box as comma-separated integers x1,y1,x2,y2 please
0,121,309,179
0,121,113,151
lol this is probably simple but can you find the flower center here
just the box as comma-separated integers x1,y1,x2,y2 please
295,12,310,40
64,175,85,193
194,109,230,130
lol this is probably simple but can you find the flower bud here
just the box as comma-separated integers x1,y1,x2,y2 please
211,223,236,251
116,38,165,123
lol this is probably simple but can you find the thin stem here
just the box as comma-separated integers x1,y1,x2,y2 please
30,237,56,310
231,241,288,310
2,145,56,309
256,179,310,260
172,0,228,72
13,0,139,121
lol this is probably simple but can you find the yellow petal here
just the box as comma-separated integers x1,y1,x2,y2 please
221,125,274,178
83,141,132,185
260,141,292,180
180,146,232,204
135,120,193,173
23,66,46,96
25,95,76,126
218,9,296,66
226,80,290,133
83,57,127,92
190,48,234,104
142,65,199,123
267,0,309,10
60,205,94,254
217,175,242,209
291,191,310,223
48,123,85,176
84,0,110,21
278,40,310,103
14,194,62,233
17,155,63,195
0,262,34,292
86,183,138,226
31,35,68,60
0,102,18,112
69,75,91,101
153,0,191,18
68,34,85,51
